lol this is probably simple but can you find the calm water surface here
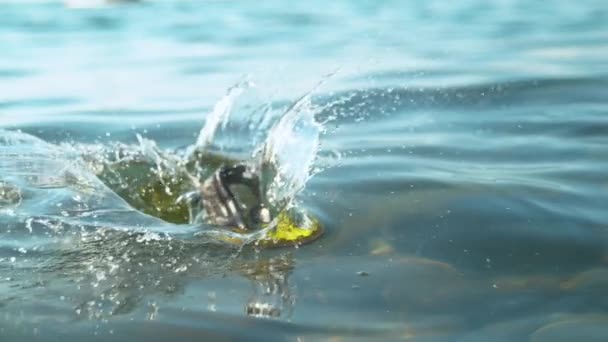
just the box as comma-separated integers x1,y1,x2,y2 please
1,1,608,341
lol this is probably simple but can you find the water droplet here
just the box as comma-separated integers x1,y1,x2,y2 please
96,271,106,282
174,265,188,273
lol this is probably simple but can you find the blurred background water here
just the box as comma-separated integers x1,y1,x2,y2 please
1,0,608,341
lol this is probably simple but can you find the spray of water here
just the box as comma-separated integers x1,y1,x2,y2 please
187,81,252,159
0,76,341,322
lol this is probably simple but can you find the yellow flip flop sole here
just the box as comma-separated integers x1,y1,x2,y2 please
217,211,324,248
256,211,324,248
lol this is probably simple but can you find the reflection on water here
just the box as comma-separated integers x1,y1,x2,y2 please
242,253,295,319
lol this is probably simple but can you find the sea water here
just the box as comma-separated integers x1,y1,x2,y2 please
1,1,608,341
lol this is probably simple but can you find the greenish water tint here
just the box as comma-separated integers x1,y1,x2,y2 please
1,0,608,341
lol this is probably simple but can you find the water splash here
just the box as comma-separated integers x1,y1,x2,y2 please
187,81,252,159
258,93,322,212
0,74,334,236
0,79,335,323
251,72,338,227
129,79,328,236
